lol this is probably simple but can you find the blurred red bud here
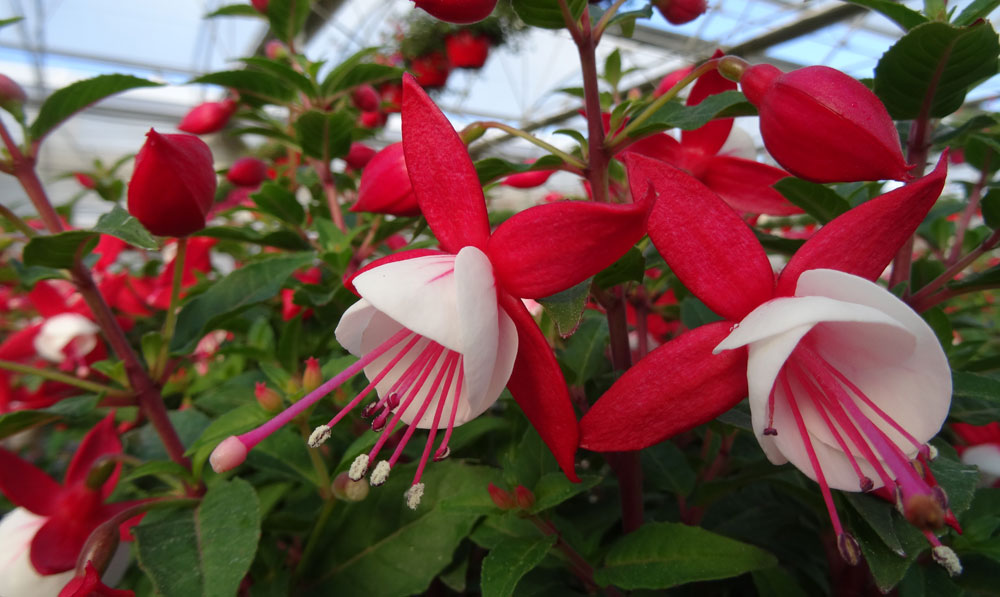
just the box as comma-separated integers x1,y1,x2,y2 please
514,485,535,509
255,382,282,412
345,142,377,170
655,0,708,24
352,84,380,112
740,64,912,183
226,157,268,187
359,110,387,129
127,129,217,237
353,143,420,216
413,0,498,24
74,172,96,189
445,31,491,69
409,52,452,90
178,99,237,135
488,483,515,509
302,357,322,392
265,40,288,60
0,74,26,114
251,0,268,13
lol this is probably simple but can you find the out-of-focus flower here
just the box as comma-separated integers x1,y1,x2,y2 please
127,129,217,237
353,143,420,216
502,160,556,189
264,40,287,60
251,0,268,13
412,0,497,24
226,157,268,187
409,52,452,89
653,64,694,98
74,172,96,189
352,84,381,112
954,422,1000,486
345,142,377,170
0,508,75,597
358,110,387,129
445,30,491,69
655,0,708,25
58,562,133,597
177,99,237,135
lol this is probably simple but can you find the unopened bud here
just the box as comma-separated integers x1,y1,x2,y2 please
404,483,425,509
488,483,515,510
837,533,861,566
302,357,322,392
210,436,248,473
332,471,369,501
460,123,486,145
0,74,26,118
85,458,117,490
932,546,963,577
514,485,535,510
255,382,282,412
716,56,749,82
265,40,288,60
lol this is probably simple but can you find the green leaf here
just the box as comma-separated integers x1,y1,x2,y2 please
474,155,564,185
559,313,609,385
629,91,754,138
845,0,928,30
240,57,316,97
265,0,310,45
874,21,1000,120
751,566,809,597
593,521,777,589
195,226,311,251
511,0,586,29
604,49,622,88
8,260,65,286
134,478,261,597
529,473,601,513
251,181,306,226
845,496,926,592
947,263,1000,291
30,74,161,140
23,230,97,268
0,17,23,29
0,395,98,439
773,178,850,224
594,246,644,289
953,0,1000,26
642,440,696,496
192,70,293,103
93,204,159,249
538,277,592,337
323,63,402,95
982,189,1000,229
294,110,354,161
206,4,261,17
121,460,193,485
480,535,557,597
170,253,314,353
951,370,1000,425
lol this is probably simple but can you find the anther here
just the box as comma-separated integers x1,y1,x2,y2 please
763,427,778,436
386,391,400,410
371,411,389,432
860,477,874,492
927,444,939,460
370,460,391,486
904,494,946,530
434,445,451,461
307,425,332,448
837,533,861,566
349,454,369,481
361,401,379,418
932,546,963,577
404,483,425,510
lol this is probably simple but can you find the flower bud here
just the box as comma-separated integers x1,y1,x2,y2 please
445,31,491,69
351,84,380,112
412,0,498,24
0,74,26,116
409,52,452,90
332,472,370,501
358,110,387,129
178,99,237,135
738,64,912,183
265,40,287,60
352,143,420,216
514,485,535,510
344,142,376,170
127,129,217,237
74,172,96,189
655,0,708,25
251,0,268,13
254,382,282,412
487,483,514,509
302,357,322,392
226,157,268,187
502,160,555,188
210,436,248,472
459,123,486,145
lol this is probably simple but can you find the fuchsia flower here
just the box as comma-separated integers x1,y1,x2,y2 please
655,0,708,25
344,142,377,170
502,160,556,189
0,414,140,578
353,143,420,216
226,157,267,187
412,0,497,24
953,423,1000,486
445,31,491,69
211,74,651,507
581,153,956,567
729,60,913,183
351,84,381,112
628,51,799,216
58,562,133,597
177,99,237,135
409,52,452,90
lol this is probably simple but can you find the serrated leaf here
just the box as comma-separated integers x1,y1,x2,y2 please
538,277,592,337
93,205,159,249
294,110,353,161
512,0,586,29
529,473,601,513
481,535,557,597
874,21,1000,120
134,478,260,597
266,0,310,45
206,4,261,17
251,181,306,226
629,91,753,138
30,74,161,140
845,0,927,30
23,230,97,268
773,178,850,224
192,70,293,103
950,370,1000,425
170,253,314,353
594,522,777,589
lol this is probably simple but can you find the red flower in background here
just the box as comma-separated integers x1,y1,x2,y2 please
353,143,421,216
410,52,452,89
412,0,497,24
177,99,236,135
445,30,491,69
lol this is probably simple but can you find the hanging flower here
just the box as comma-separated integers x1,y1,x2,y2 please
177,99,237,135
580,153,958,569
211,74,652,508
412,0,498,24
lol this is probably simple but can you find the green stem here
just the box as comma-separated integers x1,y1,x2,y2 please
593,0,630,41
154,236,187,380
0,359,128,396
295,497,337,578
478,121,587,170
0,202,36,237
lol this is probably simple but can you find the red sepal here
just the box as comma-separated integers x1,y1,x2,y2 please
343,248,447,296
681,50,734,159
580,322,747,451
702,156,801,215
64,413,122,496
499,292,579,481
0,447,61,515
487,194,651,299
401,74,490,253
635,154,774,321
776,153,948,295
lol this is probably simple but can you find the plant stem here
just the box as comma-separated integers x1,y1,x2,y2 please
153,236,187,380
478,121,586,170
0,359,128,396
908,227,1000,312
0,202,36,237
527,515,608,594
313,157,347,233
948,153,992,266
593,0,630,41
574,4,611,204
295,497,337,578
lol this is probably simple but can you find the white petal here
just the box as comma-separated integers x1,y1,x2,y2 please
718,125,756,160
352,254,462,351
0,508,74,597
466,309,518,422
962,444,1000,482
335,299,378,356
455,246,501,410
33,313,99,362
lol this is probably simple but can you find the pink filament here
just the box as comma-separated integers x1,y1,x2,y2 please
412,355,461,486
325,333,422,428
435,360,465,459
388,352,461,468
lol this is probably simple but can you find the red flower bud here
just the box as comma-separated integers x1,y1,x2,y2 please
74,172,96,189
739,64,912,183
502,160,555,188
345,142,377,170
380,82,403,113
358,110,387,129
409,52,452,90
178,99,237,135
413,0,498,24
487,483,514,509
127,129,217,237
0,74,27,114
302,357,322,392
445,31,491,69
514,485,535,510
251,0,268,13
226,157,268,187
655,0,708,24
255,382,282,412
352,84,380,112
265,40,288,60
352,143,420,216
653,65,695,98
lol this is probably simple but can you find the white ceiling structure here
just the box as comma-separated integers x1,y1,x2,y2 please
0,0,997,220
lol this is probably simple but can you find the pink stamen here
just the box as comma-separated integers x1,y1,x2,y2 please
367,344,446,462
237,328,411,450
388,352,460,468
434,358,465,460
412,355,460,486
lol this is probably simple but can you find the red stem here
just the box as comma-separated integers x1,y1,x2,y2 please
948,152,992,265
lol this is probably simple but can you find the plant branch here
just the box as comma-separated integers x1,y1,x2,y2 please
908,227,1000,312
312,157,347,233
948,154,992,265
153,236,186,380
0,359,129,396
477,121,586,170
0,202,36,237
593,0,630,42
575,4,610,204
